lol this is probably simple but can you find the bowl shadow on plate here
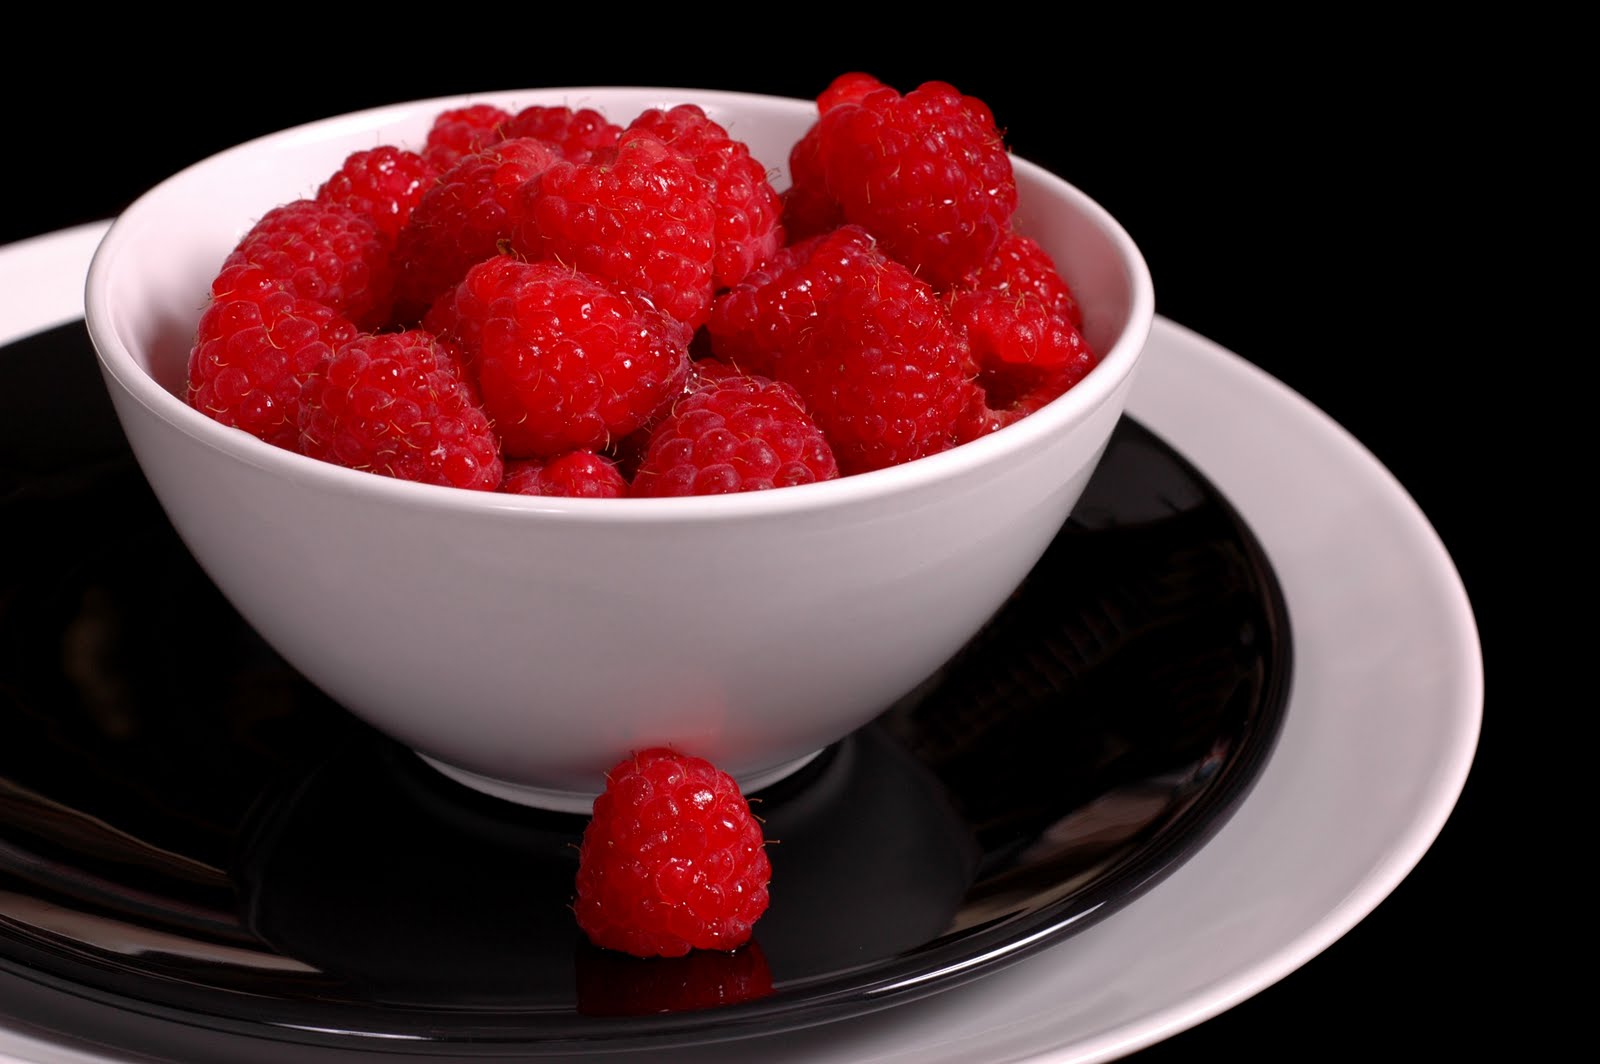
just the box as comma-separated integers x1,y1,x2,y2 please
0,320,1289,1052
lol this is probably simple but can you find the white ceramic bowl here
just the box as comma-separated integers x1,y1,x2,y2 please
84,87,1155,811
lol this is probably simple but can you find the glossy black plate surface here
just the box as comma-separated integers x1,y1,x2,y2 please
0,321,1290,1056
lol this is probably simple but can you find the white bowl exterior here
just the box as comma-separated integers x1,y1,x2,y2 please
85,88,1153,796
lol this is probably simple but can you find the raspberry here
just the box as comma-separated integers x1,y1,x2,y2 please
221,199,395,329
452,256,691,458
298,329,502,490
779,72,886,241
946,231,1096,416
187,264,358,449
391,137,563,321
799,75,1017,289
791,255,976,474
630,367,838,497
502,451,628,498
705,228,869,379
709,226,976,473
957,231,1084,329
626,104,783,288
502,105,622,164
777,122,844,243
514,129,717,330
575,748,771,958
948,283,1094,373
422,103,510,171
316,146,438,241
954,364,1084,444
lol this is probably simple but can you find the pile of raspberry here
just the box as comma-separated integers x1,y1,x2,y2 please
186,73,1097,499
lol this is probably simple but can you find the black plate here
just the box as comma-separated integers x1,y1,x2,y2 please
0,321,1290,1058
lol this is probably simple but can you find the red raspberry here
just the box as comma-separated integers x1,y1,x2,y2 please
391,137,563,321
316,146,438,241
574,748,771,958
803,75,1017,289
627,104,783,288
948,284,1094,374
452,257,691,459
954,364,1084,444
778,123,843,243
779,72,884,241
790,253,976,474
502,451,628,498
630,368,838,497
187,264,358,449
502,105,622,164
709,227,976,473
298,329,502,491
221,199,395,329
705,228,870,378
422,103,510,171
957,231,1084,329
514,129,717,330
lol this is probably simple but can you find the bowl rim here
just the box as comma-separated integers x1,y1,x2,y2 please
84,85,1156,524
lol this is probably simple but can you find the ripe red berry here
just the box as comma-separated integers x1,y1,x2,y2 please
575,748,771,959
187,264,359,449
780,72,886,241
626,104,783,288
391,137,563,321
797,75,1018,289
502,105,622,164
501,451,628,498
221,199,395,329
954,364,1086,444
298,329,503,490
422,103,510,171
316,145,439,241
709,226,976,474
630,367,838,497
514,129,718,330
956,231,1084,329
451,257,691,459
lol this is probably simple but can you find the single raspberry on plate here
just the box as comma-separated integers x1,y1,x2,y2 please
501,451,628,498
391,137,563,321
575,748,771,958
626,104,783,289
805,75,1017,289
298,328,502,491
422,103,511,171
187,264,359,449
451,257,691,459
513,129,717,330
630,367,838,497
502,105,622,164
316,145,439,241
221,199,395,329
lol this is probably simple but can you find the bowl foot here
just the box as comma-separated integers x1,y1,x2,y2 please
416,749,826,814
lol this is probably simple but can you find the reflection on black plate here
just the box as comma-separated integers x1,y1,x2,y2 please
0,322,1290,1056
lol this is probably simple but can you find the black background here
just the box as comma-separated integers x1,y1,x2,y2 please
5,23,1514,1061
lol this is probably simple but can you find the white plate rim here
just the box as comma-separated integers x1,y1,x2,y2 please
0,225,1482,1064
